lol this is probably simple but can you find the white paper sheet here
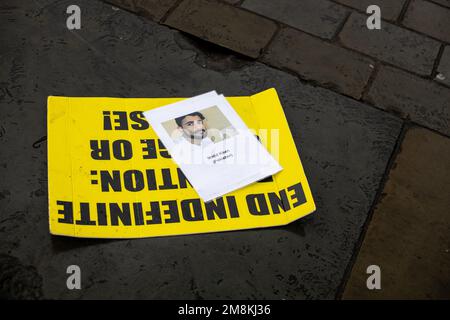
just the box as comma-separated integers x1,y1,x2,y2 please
144,91,282,201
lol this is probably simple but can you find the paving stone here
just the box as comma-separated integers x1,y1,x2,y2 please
104,0,137,12
403,0,450,43
164,0,277,58
334,0,406,21
1,0,402,299
222,0,241,4
366,66,450,136
33,0,73,6
343,127,450,299
339,12,441,76
436,46,450,87
241,0,349,39
134,0,178,21
261,27,374,99
430,0,450,8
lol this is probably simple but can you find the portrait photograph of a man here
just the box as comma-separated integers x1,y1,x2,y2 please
163,106,238,147
145,91,282,201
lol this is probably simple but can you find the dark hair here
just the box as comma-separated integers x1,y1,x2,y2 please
175,112,205,127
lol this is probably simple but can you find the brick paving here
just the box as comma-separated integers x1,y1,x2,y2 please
102,0,450,136
0,0,449,299
339,12,441,76
403,0,450,43
261,27,374,99
134,0,179,21
436,46,450,87
164,0,277,58
366,66,450,136
334,0,406,21
241,0,349,39
432,0,450,8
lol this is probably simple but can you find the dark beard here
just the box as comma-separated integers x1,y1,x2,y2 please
190,129,206,140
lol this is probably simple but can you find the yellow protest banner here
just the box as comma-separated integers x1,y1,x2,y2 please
47,88,315,238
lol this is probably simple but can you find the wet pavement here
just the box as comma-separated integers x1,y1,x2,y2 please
0,0,448,299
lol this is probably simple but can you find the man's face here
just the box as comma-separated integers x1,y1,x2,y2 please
180,115,207,140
